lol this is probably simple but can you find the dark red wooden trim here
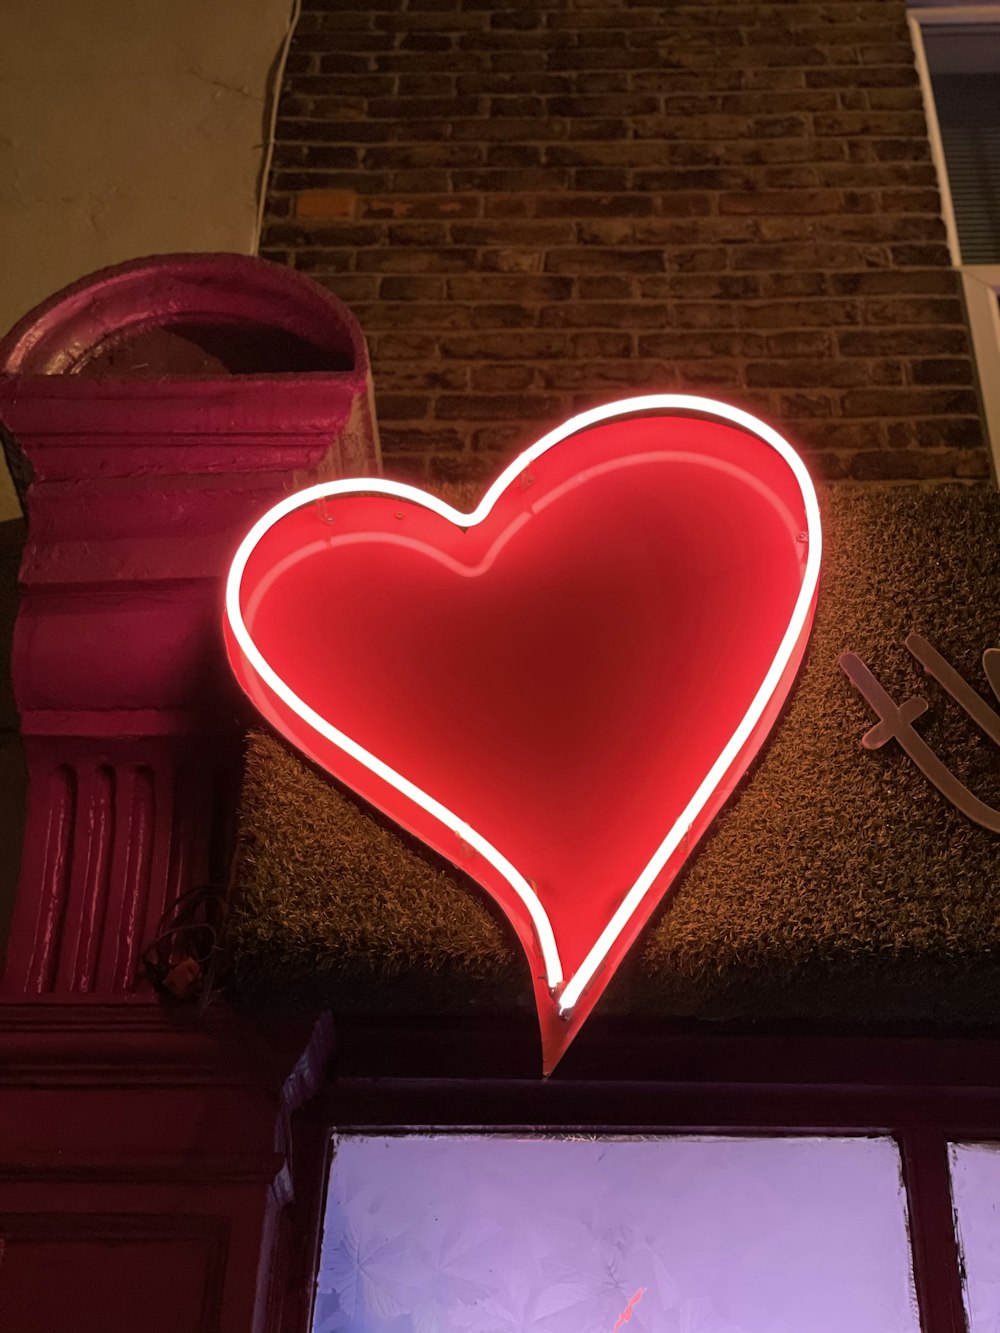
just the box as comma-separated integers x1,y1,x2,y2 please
276,1103,334,1333
331,1015,1000,1088
899,1130,969,1333
325,1074,1000,1137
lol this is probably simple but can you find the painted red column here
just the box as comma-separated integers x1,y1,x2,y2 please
1,253,378,999
0,255,376,1332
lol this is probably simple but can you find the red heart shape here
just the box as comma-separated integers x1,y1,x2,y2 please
225,396,820,1071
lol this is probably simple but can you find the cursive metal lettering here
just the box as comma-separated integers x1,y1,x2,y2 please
839,639,1000,834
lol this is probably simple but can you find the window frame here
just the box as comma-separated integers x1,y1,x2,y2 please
283,1021,1000,1333
908,4,1000,479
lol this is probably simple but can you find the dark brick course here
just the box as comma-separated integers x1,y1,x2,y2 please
262,0,991,484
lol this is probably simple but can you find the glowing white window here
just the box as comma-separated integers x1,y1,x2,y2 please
312,1133,919,1333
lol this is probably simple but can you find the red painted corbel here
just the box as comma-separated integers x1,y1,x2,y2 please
0,254,380,999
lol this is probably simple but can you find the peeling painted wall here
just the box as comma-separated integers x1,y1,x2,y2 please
0,0,293,519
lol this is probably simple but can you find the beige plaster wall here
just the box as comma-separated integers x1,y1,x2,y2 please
0,0,293,950
0,0,294,519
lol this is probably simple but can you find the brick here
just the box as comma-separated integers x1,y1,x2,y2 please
577,276,635,298
378,277,447,300
491,9,544,29
842,388,979,417
746,360,873,389
293,249,354,273
816,214,945,242
638,331,766,359
670,247,728,273
450,169,572,191
367,95,482,119
741,299,862,328
863,297,964,326
850,449,989,481
564,118,632,140
486,145,544,168
357,248,477,274
457,73,573,95
450,222,574,246
571,332,634,358
275,171,390,193
376,393,431,421
764,331,835,358
538,361,664,391
806,65,918,89
778,393,838,418
468,303,538,327
396,74,457,96
762,269,832,295
489,96,546,116
363,145,483,169
450,117,567,142
635,168,755,192
277,119,392,145
541,301,672,329
445,275,574,302
386,222,448,245
572,169,632,192
544,249,665,275
534,194,658,218
890,244,952,267
485,196,533,218
576,219,635,245
295,189,356,220
438,332,569,360
641,275,760,300
470,364,536,391
479,248,544,273
908,359,976,387
830,270,957,296
633,217,757,244
262,221,382,247
880,189,942,214
913,420,986,450
310,274,378,303
673,303,739,329
369,333,437,360
435,394,565,420
720,189,844,215
815,111,928,137
360,302,471,330
838,329,970,357
358,196,482,220
819,162,937,190
381,365,468,391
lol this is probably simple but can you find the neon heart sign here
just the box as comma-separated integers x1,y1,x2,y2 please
225,395,821,1072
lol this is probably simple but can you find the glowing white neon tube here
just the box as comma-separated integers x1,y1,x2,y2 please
225,395,822,1013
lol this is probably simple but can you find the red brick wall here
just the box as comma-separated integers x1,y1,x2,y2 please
261,0,991,486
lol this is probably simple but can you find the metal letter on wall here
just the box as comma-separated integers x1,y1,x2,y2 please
840,634,1000,833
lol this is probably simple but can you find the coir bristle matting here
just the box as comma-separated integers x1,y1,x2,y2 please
227,484,1000,1025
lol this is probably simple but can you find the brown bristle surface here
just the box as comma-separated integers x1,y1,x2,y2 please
228,483,1000,1026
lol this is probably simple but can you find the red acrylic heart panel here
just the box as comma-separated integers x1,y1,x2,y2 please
225,397,821,1072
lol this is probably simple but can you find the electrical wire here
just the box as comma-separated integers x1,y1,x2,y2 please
253,0,303,255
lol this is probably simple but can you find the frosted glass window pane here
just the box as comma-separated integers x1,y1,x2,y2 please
949,1142,1000,1331
313,1134,917,1333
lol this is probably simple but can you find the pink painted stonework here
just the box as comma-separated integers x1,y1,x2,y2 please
1,254,379,1000
0,254,374,1333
